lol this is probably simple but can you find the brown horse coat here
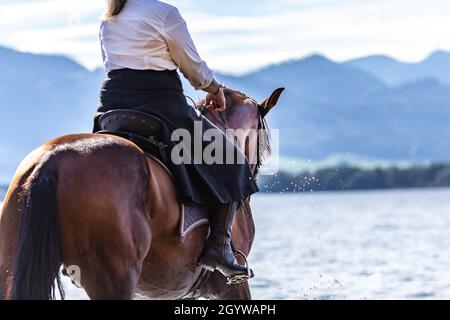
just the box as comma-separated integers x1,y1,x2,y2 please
0,88,284,300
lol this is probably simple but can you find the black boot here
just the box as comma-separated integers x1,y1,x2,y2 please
199,202,254,285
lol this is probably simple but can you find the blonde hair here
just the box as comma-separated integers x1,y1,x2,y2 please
104,0,127,20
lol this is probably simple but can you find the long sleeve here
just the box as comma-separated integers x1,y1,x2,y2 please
99,24,107,70
162,8,214,90
100,37,106,63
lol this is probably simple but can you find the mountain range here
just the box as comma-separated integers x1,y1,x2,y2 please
1,45,450,183
345,51,450,86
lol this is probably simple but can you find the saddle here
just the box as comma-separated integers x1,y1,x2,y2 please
97,109,169,164
96,109,209,240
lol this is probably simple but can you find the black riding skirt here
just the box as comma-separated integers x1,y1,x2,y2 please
94,69,259,206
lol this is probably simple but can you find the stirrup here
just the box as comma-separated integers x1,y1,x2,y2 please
226,250,254,286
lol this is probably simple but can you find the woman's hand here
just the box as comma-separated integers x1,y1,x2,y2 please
203,79,226,112
205,87,226,112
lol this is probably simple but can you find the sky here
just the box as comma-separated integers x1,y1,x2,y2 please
0,0,450,74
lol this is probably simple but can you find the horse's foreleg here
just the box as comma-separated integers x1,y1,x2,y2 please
199,272,252,300
218,282,252,300
199,200,255,301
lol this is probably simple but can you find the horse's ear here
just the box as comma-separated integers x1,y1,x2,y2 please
260,88,285,118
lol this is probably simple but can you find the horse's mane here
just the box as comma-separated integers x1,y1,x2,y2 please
227,89,272,173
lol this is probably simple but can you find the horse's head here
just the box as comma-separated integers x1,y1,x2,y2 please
200,87,285,174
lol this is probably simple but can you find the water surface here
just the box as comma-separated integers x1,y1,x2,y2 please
3,188,450,299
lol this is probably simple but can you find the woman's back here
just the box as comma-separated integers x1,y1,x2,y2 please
100,0,177,72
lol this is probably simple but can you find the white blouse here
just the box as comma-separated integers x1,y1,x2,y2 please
100,0,214,90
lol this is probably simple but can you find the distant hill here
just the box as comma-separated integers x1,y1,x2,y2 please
345,51,450,86
1,45,450,183
0,46,105,182
220,54,450,163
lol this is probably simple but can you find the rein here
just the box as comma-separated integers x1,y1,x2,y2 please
198,99,266,176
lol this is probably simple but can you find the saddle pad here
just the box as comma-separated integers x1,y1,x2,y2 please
180,204,209,240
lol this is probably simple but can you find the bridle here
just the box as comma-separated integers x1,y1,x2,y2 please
197,97,267,176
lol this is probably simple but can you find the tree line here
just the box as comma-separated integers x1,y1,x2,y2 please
258,164,450,193
2,164,450,200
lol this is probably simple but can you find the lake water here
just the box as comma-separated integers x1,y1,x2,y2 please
250,189,450,300
3,188,450,300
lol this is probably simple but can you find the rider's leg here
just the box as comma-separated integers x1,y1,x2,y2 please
199,202,254,284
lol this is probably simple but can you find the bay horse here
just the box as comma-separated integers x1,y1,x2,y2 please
0,87,284,300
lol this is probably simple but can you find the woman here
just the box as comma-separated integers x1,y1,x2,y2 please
95,0,258,283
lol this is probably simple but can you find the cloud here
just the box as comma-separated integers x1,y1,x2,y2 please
0,0,104,67
0,0,103,29
184,0,450,73
1,0,450,73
